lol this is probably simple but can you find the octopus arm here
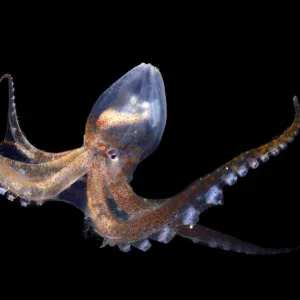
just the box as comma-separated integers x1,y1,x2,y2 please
0,74,77,163
0,149,96,203
172,96,300,220
107,96,300,224
105,96,300,223
89,97,300,252
176,224,298,255
156,97,300,253
0,147,85,180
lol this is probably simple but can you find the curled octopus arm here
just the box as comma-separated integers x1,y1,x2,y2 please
0,74,79,163
0,74,91,208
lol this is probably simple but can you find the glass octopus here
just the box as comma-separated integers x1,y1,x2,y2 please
0,63,299,254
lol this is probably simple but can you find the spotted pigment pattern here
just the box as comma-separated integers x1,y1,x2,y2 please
0,64,299,255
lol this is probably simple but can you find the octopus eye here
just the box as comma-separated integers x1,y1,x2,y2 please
107,148,117,160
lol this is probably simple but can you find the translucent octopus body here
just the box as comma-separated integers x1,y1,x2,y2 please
0,63,299,254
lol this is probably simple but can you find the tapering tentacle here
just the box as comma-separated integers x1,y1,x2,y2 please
0,74,75,163
177,224,297,255
172,96,300,226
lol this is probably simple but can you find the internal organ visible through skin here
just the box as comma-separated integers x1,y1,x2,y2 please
0,64,299,254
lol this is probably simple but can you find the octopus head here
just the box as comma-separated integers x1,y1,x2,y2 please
85,63,167,176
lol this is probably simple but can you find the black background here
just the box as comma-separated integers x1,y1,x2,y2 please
0,9,299,291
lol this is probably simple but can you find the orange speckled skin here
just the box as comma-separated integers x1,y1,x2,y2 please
0,65,299,254
85,101,299,247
